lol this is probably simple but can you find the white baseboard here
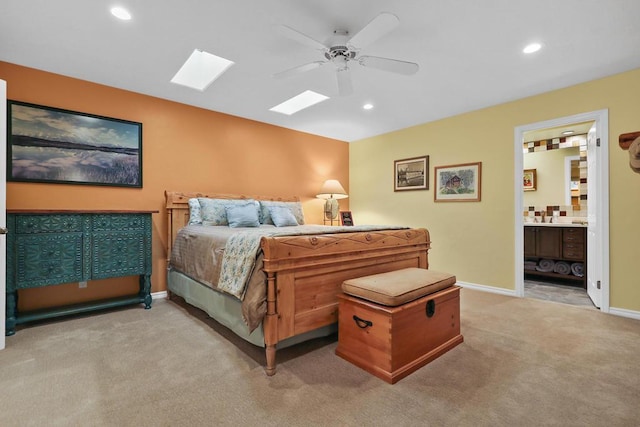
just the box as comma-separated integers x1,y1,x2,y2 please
458,281,640,321
152,291,168,300
456,281,517,297
608,307,640,321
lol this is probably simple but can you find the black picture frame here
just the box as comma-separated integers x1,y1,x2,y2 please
340,211,354,226
7,100,142,188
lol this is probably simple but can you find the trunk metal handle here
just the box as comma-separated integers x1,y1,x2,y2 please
353,315,373,329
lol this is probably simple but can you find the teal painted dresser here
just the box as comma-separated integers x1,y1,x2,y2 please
5,210,157,336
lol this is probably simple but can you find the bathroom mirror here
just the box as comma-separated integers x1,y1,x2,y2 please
565,155,580,205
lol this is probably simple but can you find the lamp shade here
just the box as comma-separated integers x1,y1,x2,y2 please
316,179,348,200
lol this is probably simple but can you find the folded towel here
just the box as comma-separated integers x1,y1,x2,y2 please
535,259,555,272
629,137,640,172
553,261,571,275
571,262,584,277
524,261,538,271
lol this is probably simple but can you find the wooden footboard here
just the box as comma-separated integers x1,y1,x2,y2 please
165,191,431,376
261,228,430,375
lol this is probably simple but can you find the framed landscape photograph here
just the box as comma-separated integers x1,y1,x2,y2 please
7,100,143,187
523,168,537,191
394,155,429,191
434,162,482,202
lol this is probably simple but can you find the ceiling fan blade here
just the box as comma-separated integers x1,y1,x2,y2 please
273,61,327,79
276,25,328,50
336,67,353,96
348,12,399,49
358,55,419,75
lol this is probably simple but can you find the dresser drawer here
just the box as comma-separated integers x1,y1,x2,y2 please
92,214,147,232
16,214,84,234
563,228,585,243
563,249,584,261
91,232,147,279
14,233,86,289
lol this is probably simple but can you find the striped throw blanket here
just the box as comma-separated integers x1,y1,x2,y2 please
217,224,407,299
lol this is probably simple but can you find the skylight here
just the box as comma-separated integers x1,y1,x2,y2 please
523,43,542,54
269,90,329,115
110,7,131,21
170,49,234,91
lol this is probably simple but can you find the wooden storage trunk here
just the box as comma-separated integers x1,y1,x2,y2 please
336,285,463,384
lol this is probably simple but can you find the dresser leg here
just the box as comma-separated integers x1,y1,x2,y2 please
139,275,152,309
5,291,17,336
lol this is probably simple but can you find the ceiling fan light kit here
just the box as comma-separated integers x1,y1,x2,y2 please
274,12,419,96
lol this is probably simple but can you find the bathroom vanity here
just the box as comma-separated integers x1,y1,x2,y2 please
524,223,586,288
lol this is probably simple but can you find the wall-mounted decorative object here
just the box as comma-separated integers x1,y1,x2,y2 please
523,168,537,191
434,162,482,202
619,131,640,149
628,136,640,174
7,100,142,187
340,211,354,226
394,155,429,191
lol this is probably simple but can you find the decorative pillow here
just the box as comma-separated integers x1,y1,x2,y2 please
225,203,260,228
268,206,299,227
188,198,202,225
259,201,305,225
198,198,258,226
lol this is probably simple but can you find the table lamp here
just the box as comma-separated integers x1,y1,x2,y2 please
316,179,348,225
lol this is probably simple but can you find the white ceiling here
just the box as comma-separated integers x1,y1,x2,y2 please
2,1,640,142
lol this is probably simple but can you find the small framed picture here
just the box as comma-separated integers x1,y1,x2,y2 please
523,169,537,191
394,155,429,191
434,162,482,202
340,211,354,226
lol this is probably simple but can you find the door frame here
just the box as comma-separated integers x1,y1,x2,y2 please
513,109,610,312
1,79,6,347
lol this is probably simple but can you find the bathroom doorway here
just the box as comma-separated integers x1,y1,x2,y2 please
514,110,610,312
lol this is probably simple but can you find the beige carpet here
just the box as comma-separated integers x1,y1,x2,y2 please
1,288,639,427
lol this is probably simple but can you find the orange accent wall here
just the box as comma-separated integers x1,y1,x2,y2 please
0,61,349,311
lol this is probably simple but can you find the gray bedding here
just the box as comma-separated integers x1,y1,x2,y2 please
169,223,408,332
169,224,272,332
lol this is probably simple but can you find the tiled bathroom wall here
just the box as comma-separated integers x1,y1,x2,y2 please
523,204,587,221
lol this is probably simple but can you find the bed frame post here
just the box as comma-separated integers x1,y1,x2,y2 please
264,271,278,375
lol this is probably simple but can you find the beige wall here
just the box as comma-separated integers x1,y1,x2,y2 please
1,61,349,311
350,67,640,312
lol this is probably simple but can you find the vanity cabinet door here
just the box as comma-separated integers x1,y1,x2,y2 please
524,227,537,257
535,228,562,258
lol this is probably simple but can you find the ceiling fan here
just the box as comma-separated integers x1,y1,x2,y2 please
273,12,419,96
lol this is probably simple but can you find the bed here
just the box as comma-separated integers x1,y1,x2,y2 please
165,191,431,375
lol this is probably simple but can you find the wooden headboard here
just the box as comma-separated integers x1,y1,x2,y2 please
164,191,300,261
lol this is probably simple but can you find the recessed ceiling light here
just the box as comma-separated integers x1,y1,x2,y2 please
110,7,132,20
523,43,542,54
363,103,374,110
562,130,574,135
170,49,234,91
269,90,329,115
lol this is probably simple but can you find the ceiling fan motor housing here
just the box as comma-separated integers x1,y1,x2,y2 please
325,46,357,61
